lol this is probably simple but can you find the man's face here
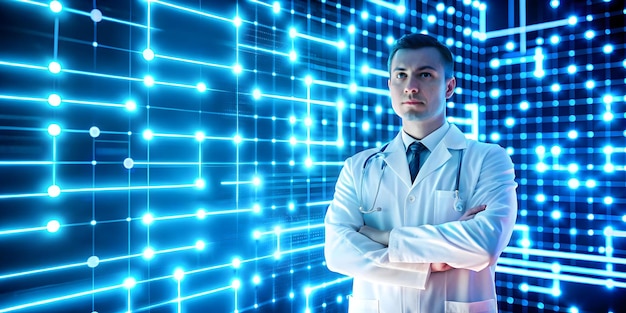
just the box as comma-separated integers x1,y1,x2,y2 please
387,47,456,123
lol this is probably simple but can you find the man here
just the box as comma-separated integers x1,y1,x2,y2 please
324,33,518,313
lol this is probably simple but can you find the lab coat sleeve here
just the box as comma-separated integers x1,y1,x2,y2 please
324,158,431,289
387,145,518,272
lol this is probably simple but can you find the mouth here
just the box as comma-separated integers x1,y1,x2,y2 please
402,100,425,105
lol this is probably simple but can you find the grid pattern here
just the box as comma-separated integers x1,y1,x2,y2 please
0,0,623,313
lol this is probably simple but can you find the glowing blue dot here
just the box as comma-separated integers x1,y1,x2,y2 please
143,75,154,87
567,16,577,25
123,277,136,289
272,1,280,13
489,59,500,68
87,255,99,268
362,121,370,131
550,83,561,92
173,268,185,281
551,210,561,220
48,61,61,74
123,158,134,169
489,89,500,98
48,124,61,136
195,240,205,250
233,134,242,144
49,0,62,13
584,30,595,40
520,101,529,110
567,178,580,189
253,274,261,285
549,35,560,45
602,44,614,54
142,48,154,61
361,11,369,19
48,94,61,106
196,82,207,92
604,197,613,205
427,15,436,23
125,100,137,111
536,194,546,202
585,180,596,188
233,16,242,27
195,178,205,189
603,112,614,121
142,129,153,140
142,213,154,225
46,220,61,232
567,130,578,139
520,283,529,292
143,247,154,260
385,36,394,45
567,65,576,74
584,80,595,89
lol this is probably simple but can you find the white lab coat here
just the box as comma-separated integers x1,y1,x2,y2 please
324,124,518,313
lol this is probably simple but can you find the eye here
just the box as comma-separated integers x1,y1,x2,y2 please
395,72,407,79
419,72,432,78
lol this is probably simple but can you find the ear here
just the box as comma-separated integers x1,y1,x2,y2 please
445,77,456,99
387,78,391,89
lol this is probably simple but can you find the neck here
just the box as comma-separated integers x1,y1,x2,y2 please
402,118,445,140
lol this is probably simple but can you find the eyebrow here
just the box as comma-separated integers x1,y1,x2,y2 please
391,65,438,72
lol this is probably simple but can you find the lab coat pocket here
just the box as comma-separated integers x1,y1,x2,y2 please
348,296,379,313
444,299,497,313
434,190,464,224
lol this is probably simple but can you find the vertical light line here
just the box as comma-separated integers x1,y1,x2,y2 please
127,288,132,313
520,0,526,54
306,85,311,159
337,104,343,144
198,141,202,178
52,136,57,185
177,280,181,313
53,18,59,58
235,4,240,213
147,0,151,49
479,5,485,36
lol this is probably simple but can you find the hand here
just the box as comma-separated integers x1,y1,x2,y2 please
358,225,390,246
430,262,454,272
458,204,486,222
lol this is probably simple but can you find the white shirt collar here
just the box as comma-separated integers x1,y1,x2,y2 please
401,122,450,152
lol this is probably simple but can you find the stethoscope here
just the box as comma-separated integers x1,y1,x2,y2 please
358,143,465,214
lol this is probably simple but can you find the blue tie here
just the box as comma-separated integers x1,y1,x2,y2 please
407,142,427,183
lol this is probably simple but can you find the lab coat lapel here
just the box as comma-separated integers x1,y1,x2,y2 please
380,133,413,187
414,124,468,186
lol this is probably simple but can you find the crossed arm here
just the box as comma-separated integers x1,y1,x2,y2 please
358,204,487,272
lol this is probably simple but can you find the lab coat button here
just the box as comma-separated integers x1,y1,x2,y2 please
408,195,415,202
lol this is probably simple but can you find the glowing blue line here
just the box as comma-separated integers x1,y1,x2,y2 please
62,69,142,82
61,184,198,193
63,99,126,108
367,0,402,11
259,93,336,106
0,261,87,280
312,79,388,96
296,33,343,48
14,0,47,8
0,161,54,165
0,95,46,102
280,243,324,255
504,247,626,264
0,60,46,70
305,200,332,207
237,43,290,57
147,0,152,49
486,18,571,39
156,53,231,70
367,68,390,77
0,192,48,199
498,258,626,279
0,226,47,236
496,266,626,288
151,0,233,23
0,284,123,313
136,285,232,312
525,285,556,295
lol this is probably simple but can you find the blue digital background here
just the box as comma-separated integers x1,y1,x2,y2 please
0,0,624,312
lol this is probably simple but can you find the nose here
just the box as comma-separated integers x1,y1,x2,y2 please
404,77,419,94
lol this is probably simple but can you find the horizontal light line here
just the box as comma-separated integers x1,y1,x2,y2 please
496,266,626,288
504,247,626,264
237,44,289,57
156,53,230,70
151,0,233,23
486,18,571,39
0,284,123,313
